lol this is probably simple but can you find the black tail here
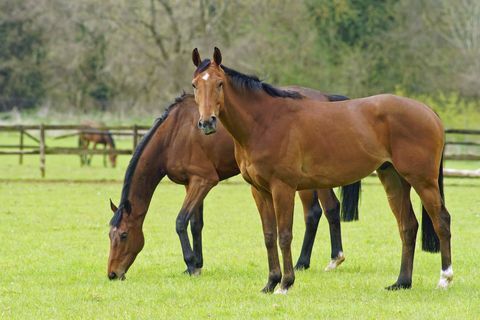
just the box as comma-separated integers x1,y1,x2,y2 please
340,181,361,221
421,153,444,253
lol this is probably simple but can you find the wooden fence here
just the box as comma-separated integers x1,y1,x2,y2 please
0,124,150,177
0,125,479,178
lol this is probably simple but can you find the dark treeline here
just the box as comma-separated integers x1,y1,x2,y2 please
0,0,479,117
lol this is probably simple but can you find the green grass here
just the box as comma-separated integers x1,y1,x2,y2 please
1,153,480,319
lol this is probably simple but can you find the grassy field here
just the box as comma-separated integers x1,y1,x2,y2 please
1,148,480,318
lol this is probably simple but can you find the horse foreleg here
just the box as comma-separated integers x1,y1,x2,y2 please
378,165,418,290
318,188,345,271
295,190,322,270
271,182,296,294
251,186,281,293
190,202,204,273
176,177,215,275
103,144,107,167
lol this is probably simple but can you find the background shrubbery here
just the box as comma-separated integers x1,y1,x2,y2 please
0,0,479,127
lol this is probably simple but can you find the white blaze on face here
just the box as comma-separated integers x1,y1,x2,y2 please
202,73,210,81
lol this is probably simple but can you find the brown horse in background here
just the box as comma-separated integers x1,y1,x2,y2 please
191,48,452,293
79,121,117,168
107,93,361,280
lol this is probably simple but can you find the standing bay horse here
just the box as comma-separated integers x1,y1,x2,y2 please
79,121,117,168
107,93,361,280
191,48,452,293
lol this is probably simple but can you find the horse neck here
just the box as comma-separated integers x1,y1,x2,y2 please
124,124,171,224
220,84,269,145
106,136,115,149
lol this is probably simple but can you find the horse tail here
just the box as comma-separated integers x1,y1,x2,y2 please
421,152,443,253
340,181,361,221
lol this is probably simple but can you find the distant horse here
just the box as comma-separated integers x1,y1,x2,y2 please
79,121,117,168
107,93,361,280
191,48,451,293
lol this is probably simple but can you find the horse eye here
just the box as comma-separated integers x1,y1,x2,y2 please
192,83,197,89
120,232,128,240
217,82,223,88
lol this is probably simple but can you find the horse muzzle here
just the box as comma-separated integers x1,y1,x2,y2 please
198,116,217,135
108,271,126,281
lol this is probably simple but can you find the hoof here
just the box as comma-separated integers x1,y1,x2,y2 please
261,277,281,294
261,285,275,294
294,263,310,271
274,287,288,295
385,282,411,290
183,267,202,276
437,266,453,289
324,252,345,271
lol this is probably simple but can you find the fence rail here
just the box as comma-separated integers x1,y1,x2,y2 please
0,124,150,177
1,124,479,177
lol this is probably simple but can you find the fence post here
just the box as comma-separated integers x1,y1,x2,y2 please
19,126,24,164
39,124,46,177
133,124,138,150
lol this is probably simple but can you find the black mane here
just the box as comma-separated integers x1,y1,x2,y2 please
194,59,212,75
221,65,303,99
110,93,190,227
194,59,302,100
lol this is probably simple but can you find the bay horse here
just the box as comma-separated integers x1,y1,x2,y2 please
191,48,452,293
79,121,117,168
107,93,361,280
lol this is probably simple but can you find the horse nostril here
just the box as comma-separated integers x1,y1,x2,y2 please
210,116,217,124
197,121,203,129
108,272,117,280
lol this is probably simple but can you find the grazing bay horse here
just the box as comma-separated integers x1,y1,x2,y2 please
191,47,452,293
79,121,117,168
107,93,361,280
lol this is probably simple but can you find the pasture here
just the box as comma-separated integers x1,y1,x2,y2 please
0,148,479,319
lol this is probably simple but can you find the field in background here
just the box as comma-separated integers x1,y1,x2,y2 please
1,154,480,319
0,131,479,181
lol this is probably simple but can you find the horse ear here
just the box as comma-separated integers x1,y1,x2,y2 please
213,47,222,65
192,48,201,67
110,199,118,213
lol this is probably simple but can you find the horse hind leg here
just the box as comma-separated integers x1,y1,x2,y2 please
377,164,418,290
88,142,96,165
295,190,323,271
411,180,452,288
317,189,345,271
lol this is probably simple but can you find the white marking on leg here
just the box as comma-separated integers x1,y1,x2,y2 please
437,265,453,289
325,251,345,271
202,73,210,80
274,287,288,295
192,268,202,276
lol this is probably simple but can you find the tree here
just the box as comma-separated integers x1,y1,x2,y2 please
0,0,46,111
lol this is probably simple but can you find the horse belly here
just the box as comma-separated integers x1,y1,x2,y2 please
297,145,385,189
